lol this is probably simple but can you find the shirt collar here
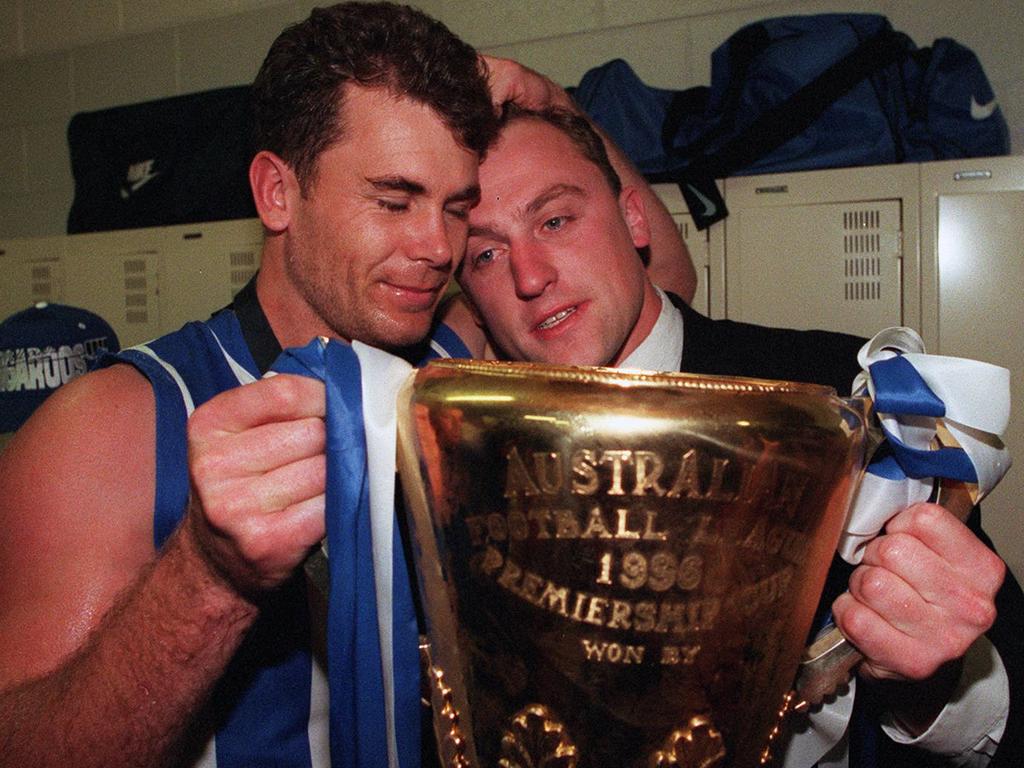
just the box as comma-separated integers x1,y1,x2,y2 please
618,285,684,372
223,272,282,375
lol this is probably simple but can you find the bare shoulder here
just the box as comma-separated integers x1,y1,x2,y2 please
0,364,157,685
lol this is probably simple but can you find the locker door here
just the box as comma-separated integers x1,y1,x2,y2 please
0,237,66,319
158,219,263,335
64,230,163,348
920,156,1024,581
725,200,903,337
720,163,920,339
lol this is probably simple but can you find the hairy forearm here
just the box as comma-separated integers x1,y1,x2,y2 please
0,523,258,768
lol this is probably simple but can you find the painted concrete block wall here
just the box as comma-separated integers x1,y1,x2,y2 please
2,0,1023,238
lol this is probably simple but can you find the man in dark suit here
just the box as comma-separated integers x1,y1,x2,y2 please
445,101,1021,767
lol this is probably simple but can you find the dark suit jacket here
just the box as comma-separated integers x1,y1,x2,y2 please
669,293,1023,767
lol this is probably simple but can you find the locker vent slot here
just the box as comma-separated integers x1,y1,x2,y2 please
843,209,882,302
229,250,258,294
30,264,55,300
123,258,149,324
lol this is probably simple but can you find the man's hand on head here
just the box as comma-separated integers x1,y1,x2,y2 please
481,55,576,112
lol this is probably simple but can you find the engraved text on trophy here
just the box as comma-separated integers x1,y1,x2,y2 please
462,443,814,686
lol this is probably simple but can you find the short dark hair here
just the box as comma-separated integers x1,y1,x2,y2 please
500,102,622,196
252,2,497,192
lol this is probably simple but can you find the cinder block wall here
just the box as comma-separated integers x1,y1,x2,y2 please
2,0,1022,238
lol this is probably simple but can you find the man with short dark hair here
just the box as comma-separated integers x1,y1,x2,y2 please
0,4,498,766
448,102,1022,766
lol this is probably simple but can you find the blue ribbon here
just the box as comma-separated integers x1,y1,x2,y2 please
273,339,420,768
876,430,979,483
868,355,945,418
865,354,979,484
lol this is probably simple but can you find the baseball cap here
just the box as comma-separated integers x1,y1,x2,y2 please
0,302,120,433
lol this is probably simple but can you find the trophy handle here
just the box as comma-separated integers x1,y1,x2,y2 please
792,626,861,712
792,479,975,711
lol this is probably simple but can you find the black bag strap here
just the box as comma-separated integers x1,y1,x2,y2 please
660,86,710,158
679,27,912,229
661,23,771,160
694,27,910,178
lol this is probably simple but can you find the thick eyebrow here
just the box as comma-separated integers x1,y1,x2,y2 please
367,175,480,206
467,183,586,241
525,183,587,216
367,175,426,195
447,184,481,207
467,222,501,240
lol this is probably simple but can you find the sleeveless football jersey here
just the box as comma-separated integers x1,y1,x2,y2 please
105,309,329,768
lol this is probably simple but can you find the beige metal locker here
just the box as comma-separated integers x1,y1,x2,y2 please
0,237,67,320
920,155,1024,581
719,163,921,340
64,229,163,348
157,219,263,336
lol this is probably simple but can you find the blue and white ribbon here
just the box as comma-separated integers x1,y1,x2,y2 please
273,338,418,768
783,326,1011,768
837,326,1012,563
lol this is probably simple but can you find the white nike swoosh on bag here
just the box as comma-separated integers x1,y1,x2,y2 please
129,171,160,192
685,183,717,218
970,95,998,120
120,171,159,199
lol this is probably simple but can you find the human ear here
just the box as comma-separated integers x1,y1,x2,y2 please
249,150,297,233
438,291,491,359
619,186,652,250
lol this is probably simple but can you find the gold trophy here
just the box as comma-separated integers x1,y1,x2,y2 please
396,359,878,768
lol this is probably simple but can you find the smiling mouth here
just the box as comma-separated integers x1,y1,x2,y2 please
537,306,576,330
386,282,446,312
388,281,445,296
